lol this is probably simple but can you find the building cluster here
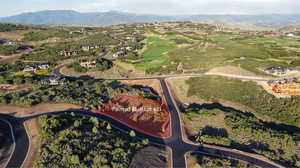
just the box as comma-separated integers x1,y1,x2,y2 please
113,51,126,58
59,50,79,56
0,40,19,45
42,75,68,85
81,45,101,51
23,63,50,72
80,60,97,69
263,66,300,76
69,28,88,35
268,78,300,96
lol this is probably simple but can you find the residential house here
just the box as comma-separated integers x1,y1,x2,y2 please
59,50,79,56
23,65,37,72
263,66,300,76
69,28,88,35
121,46,133,51
81,45,101,51
23,63,50,72
42,76,68,85
3,41,19,45
287,33,295,37
37,63,50,69
80,61,97,69
113,51,125,58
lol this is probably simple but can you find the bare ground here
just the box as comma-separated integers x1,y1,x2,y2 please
130,145,171,168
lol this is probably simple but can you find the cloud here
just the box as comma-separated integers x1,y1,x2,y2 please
74,0,299,15
0,0,299,17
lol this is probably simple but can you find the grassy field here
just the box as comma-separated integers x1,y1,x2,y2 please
135,36,176,70
167,34,300,74
137,31,300,75
186,76,300,127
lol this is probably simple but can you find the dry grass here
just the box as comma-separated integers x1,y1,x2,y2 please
167,77,205,105
0,30,38,40
183,113,227,136
186,153,198,168
207,65,257,77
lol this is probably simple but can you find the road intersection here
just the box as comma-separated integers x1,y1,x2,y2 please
0,65,286,168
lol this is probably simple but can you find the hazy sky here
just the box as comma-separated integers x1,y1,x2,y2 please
1,0,299,17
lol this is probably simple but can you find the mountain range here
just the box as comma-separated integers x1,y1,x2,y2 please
0,10,300,28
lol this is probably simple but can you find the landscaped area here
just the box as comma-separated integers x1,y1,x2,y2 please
134,36,176,72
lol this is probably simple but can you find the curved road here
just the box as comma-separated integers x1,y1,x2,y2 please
1,64,287,168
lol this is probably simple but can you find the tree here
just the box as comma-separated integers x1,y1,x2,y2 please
129,130,136,137
106,123,112,130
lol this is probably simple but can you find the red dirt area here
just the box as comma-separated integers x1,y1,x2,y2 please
95,95,171,138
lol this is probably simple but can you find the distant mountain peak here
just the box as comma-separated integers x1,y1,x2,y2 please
0,10,299,28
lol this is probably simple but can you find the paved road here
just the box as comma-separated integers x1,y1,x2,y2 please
1,64,286,168
0,114,29,168
53,63,274,83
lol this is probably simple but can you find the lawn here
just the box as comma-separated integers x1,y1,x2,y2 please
134,36,176,70
209,34,242,42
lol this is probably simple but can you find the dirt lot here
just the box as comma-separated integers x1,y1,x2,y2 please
258,81,290,98
0,103,82,117
97,95,171,138
130,145,171,168
0,121,13,168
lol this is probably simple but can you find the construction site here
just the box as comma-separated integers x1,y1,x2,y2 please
96,95,171,138
267,78,300,96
